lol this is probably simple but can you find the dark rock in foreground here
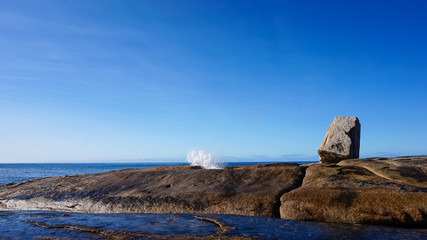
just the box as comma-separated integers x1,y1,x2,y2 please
0,163,304,218
280,156,427,228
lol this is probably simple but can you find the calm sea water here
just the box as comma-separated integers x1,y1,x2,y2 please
0,162,185,185
0,161,314,185
1,162,425,239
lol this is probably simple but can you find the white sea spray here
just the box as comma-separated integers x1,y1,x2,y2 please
186,150,224,169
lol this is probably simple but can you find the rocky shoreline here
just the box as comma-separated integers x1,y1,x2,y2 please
281,156,427,228
0,156,426,228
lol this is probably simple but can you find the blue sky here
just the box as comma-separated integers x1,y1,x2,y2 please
0,0,426,162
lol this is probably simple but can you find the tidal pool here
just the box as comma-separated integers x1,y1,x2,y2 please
0,211,426,239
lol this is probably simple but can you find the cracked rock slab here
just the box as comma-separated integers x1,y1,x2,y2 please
280,156,427,228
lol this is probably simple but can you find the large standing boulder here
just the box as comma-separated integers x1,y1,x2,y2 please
318,116,361,163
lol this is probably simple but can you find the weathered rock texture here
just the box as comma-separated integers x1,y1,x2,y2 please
0,163,305,218
280,156,427,228
1,157,426,228
318,116,361,163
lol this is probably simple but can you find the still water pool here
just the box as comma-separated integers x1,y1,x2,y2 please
0,211,426,239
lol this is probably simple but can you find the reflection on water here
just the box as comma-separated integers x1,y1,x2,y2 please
0,162,316,185
0,211,426,239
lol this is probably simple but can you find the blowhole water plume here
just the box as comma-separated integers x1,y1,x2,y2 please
186,150,224,169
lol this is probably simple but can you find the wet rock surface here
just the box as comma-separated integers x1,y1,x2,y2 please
280,156,427,228
0,163,305,217
1,211,427,239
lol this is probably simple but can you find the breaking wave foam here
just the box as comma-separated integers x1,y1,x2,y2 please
186,150,224,169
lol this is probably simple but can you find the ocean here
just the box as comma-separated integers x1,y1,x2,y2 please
0,162,187,185
0,162,426,239
0,161,314,185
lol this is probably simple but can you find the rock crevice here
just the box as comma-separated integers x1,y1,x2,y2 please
272,165,308,218
279,156,427,228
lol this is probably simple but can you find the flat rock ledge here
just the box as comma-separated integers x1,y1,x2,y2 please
1,157,426,228
280,156,427,228
0,163,305,218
